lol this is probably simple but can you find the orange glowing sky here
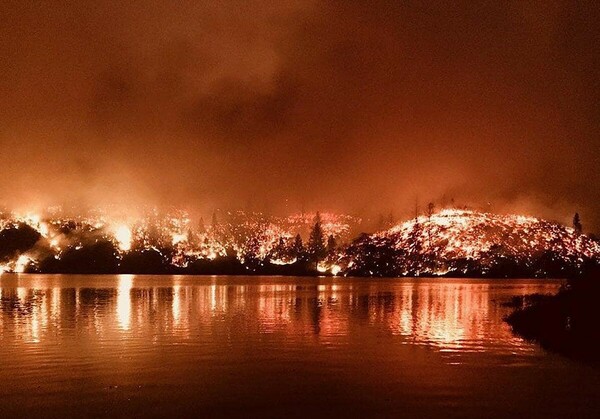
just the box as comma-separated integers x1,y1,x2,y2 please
1,1,599,230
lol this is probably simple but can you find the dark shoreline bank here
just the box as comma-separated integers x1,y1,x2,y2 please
505,267,600,365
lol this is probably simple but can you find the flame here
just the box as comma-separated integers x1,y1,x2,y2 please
340,208,600,276
15,255,32,273
114,225,132,251
386,208,600,260
286,212,360,241
172,233,187,246
0,207,596,276
330,264,342,275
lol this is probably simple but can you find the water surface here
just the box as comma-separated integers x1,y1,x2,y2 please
1,275,599,417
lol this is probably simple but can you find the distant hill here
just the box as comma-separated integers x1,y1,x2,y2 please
340,209,600,278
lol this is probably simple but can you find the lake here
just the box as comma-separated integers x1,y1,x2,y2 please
1,275,599,418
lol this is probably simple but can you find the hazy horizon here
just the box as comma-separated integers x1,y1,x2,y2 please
2,1,599,231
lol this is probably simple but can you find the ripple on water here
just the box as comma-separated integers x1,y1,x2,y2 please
3,276,592,418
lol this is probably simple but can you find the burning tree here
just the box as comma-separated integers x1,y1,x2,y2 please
307,212,326,265
293,234,306,261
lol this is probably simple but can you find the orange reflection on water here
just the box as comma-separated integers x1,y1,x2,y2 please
0,276,560,361
172,285,181,325
117,275,133,330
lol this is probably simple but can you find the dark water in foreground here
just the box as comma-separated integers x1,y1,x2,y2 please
1,275,599,418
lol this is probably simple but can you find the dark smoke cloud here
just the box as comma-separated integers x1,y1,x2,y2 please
1,1,599,230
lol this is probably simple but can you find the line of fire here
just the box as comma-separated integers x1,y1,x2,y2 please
0,206,597,278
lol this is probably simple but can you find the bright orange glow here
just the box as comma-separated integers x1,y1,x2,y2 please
117,275,133,330
0,207,596,276
114,225,133,251
385,208,600,261
14,255,32,273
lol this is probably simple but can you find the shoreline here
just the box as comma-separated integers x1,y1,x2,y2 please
505,268,600,365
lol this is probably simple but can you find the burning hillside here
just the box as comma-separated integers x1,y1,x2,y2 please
340,209,600,278
0,207,597,277
0,209,359,275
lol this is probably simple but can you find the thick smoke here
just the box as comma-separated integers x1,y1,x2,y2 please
1,1,599,230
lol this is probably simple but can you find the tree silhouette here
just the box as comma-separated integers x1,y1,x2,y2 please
242,235,263,271
198,217,206,234
406,220,424,275
308,212,326,265
426,202,435,251
573,213,582,234
293,234,306,261
387,212,395,228
326,234,337,256
427,202,435,218
187,227,197,246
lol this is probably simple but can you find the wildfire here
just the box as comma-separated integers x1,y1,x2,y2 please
340,208,600,277
0,206,597,277
386,209,600,260
285,212,361,242
114,225,133,251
